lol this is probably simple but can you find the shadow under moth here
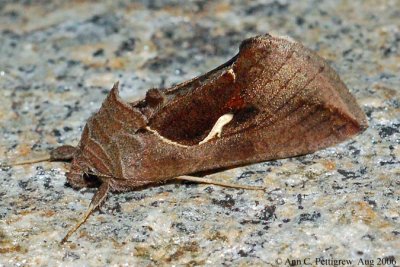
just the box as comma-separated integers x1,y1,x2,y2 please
9,34,367,243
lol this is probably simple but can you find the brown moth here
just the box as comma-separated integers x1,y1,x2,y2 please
12,34,367,242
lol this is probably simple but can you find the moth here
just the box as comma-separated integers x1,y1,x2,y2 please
11,34,367,243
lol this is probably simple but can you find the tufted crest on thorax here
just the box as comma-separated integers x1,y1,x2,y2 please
73,83,147,180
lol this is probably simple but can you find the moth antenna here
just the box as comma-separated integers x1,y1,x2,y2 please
175,175,265,191
8,155,52,166
5,145,77,167
61,181,110,244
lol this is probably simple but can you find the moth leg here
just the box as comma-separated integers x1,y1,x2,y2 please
175,175,265,191
61,181,110,244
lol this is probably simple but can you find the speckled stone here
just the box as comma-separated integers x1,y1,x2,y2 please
0,0,399,266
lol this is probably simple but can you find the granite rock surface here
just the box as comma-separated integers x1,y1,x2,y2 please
0,0,399,266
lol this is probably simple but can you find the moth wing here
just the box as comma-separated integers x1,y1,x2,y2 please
139,35,367,175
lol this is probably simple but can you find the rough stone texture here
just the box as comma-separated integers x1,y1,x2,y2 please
0,0,399,266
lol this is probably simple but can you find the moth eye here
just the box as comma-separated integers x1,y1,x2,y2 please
145,88,166,107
